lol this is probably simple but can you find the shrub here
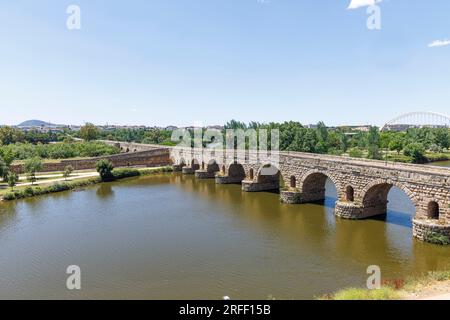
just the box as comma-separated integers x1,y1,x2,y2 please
3,192,16,200
24,187,34,197
348,148,363,158
96,159,114,181
404,143,426,163
424,231,450,245
112,168,140,179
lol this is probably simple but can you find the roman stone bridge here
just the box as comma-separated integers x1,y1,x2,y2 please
169,146,450,244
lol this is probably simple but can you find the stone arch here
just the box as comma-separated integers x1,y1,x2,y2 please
228,162,246,180
427,201,440,220
298,169,341,202
191,158,200,170
345,185,355,202
206,159,220,173
256,164,282,188
360,179,417,218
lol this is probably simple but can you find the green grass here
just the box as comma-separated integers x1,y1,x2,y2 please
329,287,400,300
0,166,173,201
321,269,450,300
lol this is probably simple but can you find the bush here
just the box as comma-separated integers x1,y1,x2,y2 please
3,192,16,200
24,187,34,197
96,159,114,181
424,231,450,246
404,143,426,163
348,148,363,158
112,168,141,180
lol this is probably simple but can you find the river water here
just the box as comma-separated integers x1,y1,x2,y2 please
0,173,449,299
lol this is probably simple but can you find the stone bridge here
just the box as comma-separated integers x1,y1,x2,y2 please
169,147,450,244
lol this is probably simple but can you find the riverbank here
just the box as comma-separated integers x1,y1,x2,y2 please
0,166,173,202
321,270,450,300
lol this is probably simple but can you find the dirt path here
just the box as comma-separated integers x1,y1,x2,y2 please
404,280,450,300
17,172,99,187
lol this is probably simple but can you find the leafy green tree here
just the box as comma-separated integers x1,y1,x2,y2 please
0,126,24,145
434,128,449,150
0,156,7,181
63,165,74,181
7,172,18,191
80,123,100,141
24,157,43,185
388,136,404,154
348,147,364,158
96,159,114,181
404,143,426,163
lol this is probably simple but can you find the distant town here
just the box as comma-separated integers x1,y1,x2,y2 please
6,119,448,134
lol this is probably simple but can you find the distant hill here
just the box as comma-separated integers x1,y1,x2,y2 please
18,120,61,127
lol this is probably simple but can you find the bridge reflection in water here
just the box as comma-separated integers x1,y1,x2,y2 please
0,173,449,299
173,148,450,244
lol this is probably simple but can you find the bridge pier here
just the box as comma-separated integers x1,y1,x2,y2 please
215,175,245,184
242,180,279,192
182,164,200,175
335,201,364,219
413,219,450,244
280,190,302,204
172,164,185,172
195,170,217,179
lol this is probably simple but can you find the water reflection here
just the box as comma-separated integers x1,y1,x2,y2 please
0,173,448,299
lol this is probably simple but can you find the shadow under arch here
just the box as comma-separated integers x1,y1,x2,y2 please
227,162,246,182
298,170,340,204
256,163,282,193
360,180,417,228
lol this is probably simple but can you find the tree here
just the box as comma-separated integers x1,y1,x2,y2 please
24,157,43,185
434,128,450,150
7,172,18,191
80,123,99,141
96,159,114,181
0,126,24,145
388,136,404,154
0,156,7,181
63,165,74,181
404,143,426,163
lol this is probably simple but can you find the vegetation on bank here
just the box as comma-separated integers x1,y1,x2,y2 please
0,165,173,201
93,120,450,164
320,270,450,300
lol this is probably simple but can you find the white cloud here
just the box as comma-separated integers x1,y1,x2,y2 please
347,0,380,10
428,40,450,48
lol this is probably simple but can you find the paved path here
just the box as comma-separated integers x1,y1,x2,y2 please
17,172,99,187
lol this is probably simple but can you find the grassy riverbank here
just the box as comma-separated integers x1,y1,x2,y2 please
320,270,450,300
0,166,173,201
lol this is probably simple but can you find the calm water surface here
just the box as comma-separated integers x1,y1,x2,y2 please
431,160,450,167
0,173,449,299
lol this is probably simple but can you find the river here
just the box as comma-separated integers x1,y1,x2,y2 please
0,173,449,299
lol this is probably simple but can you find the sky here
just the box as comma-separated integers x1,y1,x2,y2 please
0,0,449,127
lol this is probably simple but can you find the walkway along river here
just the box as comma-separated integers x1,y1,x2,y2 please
0,173,449,299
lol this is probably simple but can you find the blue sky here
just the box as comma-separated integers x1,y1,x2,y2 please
1,0,449,127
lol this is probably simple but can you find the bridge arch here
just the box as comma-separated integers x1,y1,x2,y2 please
227,162,246,180
298,170,342,203
256,164,281,184
206,159,220,173
360,179,418,218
